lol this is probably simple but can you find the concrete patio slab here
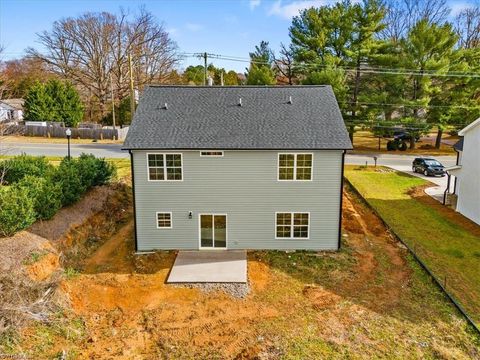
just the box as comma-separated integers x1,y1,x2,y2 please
167,250,247,283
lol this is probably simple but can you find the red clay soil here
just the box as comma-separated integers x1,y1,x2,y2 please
14,186,478,358
26,252,60,282
54,191,417,359
310,191,410,312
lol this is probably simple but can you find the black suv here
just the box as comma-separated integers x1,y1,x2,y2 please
412,158,446,177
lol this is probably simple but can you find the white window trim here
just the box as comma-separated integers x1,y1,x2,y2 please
198,213,228,250
146,153,184,182
156,211,173,229
274,212,310,240
200,151,224,157
277,153,314,181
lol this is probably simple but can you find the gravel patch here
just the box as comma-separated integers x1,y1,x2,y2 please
171,282,250,299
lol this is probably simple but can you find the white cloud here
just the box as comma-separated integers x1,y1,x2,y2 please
268,0,326,19
250,0,261,10
185,22,204,32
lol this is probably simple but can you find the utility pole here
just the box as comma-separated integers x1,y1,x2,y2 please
203,52,207,86
110,73,116,140
220,70,224,86
128,52,135,123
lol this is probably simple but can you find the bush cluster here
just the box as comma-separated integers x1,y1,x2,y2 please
1,155,53,184
0,154,116,237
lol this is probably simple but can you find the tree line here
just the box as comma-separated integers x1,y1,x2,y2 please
243,0,480,147
0,0,479,147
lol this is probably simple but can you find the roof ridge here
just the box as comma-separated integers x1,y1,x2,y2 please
146,85,330,89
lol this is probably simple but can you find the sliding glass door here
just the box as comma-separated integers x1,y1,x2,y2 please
200,214,227,249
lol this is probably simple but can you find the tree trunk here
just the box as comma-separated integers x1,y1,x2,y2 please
349,125,355,144
435,128,443,149
351,59,361,118
409,136,416,149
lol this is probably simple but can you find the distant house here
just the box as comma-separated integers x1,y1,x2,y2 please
123,85,353,252
446,118,480,225
0,99,24,122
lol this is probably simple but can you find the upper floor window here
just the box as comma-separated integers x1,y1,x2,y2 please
276,212,309,239
148,153,182,181
278,153,313,181
200,151,224,157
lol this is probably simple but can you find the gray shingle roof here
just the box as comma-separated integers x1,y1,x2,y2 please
123,85,352,150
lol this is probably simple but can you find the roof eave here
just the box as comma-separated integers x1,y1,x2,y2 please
458,117,480,136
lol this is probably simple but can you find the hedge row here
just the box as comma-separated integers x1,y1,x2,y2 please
0,154,116,237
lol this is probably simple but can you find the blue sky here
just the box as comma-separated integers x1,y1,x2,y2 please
0,0,476,72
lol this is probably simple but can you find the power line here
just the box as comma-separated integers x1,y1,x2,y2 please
339,101,480,109
180,52,480,79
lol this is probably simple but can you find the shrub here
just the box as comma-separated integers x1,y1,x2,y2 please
14,175,62,220
0,186,36,237
74,154,116,188
1,154,53,184
51,160,86,206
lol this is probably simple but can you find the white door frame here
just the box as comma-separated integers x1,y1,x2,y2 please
198,213,228,250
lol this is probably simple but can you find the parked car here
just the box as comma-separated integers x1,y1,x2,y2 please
394,130,420,142
412,158,446,177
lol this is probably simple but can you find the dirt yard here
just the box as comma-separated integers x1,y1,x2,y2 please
1,184,479,359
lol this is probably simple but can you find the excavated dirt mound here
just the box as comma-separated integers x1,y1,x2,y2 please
29,186,115,242
26,252,60,282
10,185,479,359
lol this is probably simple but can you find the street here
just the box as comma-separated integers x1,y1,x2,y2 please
0,141,128,158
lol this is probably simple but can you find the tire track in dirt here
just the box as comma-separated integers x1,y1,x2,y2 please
341,191,411,309
304,190,411,313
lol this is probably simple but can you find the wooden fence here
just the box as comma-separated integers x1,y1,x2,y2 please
2,123,129,140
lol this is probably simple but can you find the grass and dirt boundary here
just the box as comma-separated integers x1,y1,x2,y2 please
344,166,480,333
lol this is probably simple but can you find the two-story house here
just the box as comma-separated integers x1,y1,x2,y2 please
123,86,352,251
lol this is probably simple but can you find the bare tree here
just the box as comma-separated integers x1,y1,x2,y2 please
455,4,480,49
381,0,451,41
27,8,179,121
0,45,7,99
273,43,296,85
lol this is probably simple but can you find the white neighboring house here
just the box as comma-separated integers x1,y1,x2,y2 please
446,118,480,225
0,99,24,123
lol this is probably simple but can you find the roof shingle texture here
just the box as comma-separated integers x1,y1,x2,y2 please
123,85,352,150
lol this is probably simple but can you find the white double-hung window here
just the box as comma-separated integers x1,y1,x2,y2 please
147,153,182,181
275,212,309,239
156,212,172,228
278,153,313,181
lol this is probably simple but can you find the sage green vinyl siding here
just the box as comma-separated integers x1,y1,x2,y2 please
132,150,343,251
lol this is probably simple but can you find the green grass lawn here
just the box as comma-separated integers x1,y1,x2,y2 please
345,166,480,326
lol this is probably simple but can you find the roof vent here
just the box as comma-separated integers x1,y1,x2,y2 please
238,98,242,107
288,96,292,104
164,102,168,110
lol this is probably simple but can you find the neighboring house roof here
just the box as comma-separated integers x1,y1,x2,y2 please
458,117,480,136
123,85,352,150
453,137,464,152
0,98,24,111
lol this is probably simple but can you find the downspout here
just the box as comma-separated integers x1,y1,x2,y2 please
338,150,346,250
453,150,460,194
443,173,450,205
129,150,139,253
